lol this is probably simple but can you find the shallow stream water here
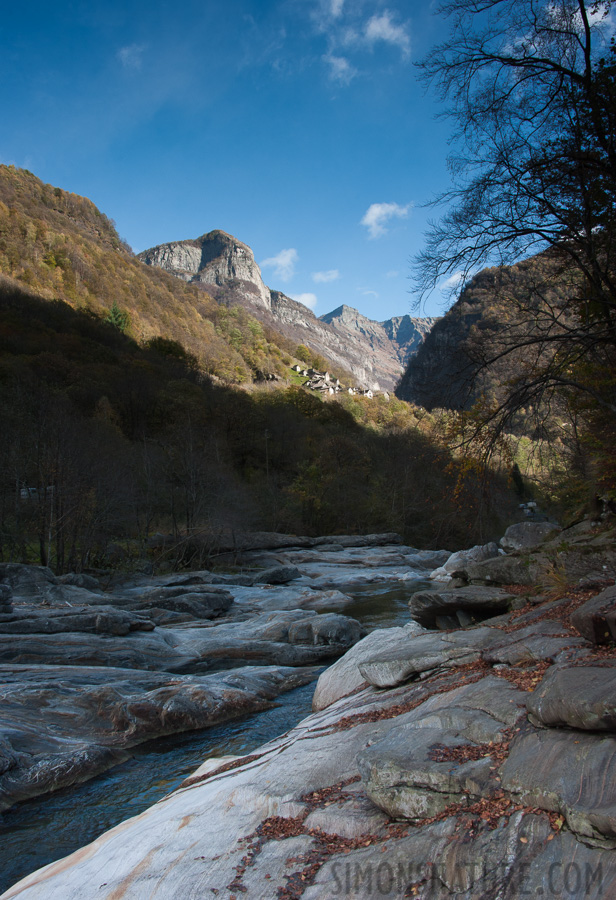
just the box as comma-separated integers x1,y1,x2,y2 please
0,579,428,893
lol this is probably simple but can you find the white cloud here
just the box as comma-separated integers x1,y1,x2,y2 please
323,53,356,84
330,0,344,18
312,269,340,283
441,271,465,292
117,43,145,70
364,11,411,59
362,289,379,298
386,269,399,278
260,248,298,282
360,202,411,239
291,292,318,311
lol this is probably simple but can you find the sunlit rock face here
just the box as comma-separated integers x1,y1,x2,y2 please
139,230,272,309
140,231,438,392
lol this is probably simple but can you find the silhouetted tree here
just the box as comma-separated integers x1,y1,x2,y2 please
415,1,616,454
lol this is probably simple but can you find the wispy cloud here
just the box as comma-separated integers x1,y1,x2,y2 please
360,202,411,239
117,43,145,70
312,268,340,283
386,269,399,278
441,271,464,292
260,248,298,282
315,5,411,83
362,289,379,298
291,292,318,310
364,11,410,59
323,53,356,84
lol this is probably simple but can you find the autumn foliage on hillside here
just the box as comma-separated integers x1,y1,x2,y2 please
0,279,519,571
0,165,291,384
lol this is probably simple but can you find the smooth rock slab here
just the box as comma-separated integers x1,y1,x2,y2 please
0,610,364,673
358,626,501,688
312,622,425,711
481,620,590,665
527,662,616,731
500,725,616,844
0,663,317,811
0,606,154,636
357,676,526,820
304,817,616,900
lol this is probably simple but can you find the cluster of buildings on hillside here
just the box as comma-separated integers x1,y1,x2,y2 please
291,365,383,399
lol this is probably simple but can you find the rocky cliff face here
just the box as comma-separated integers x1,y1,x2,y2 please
139,232,437,391
139,231,272,309
396,252,572,409
321,305,438,389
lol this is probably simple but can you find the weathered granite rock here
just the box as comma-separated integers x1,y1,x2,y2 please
461,552,548,586
0,564,58,599
57,573,102,591
500,521,562,551
304,818,615,900
571,585,616,644
429,542,501,582
4,647,605,900
481,620,590,665
527,662,616,731
501,725,616,845
0,609,363,673
358,626,501,687
0,606,154,636
0,663,318,811
312,622,425,711
357,676,526,820
408,585,519,628
403,549,452,570
0,586,12,615
251,564,301,585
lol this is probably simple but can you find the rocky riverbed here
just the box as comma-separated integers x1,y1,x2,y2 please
2,522,616,898
0,534,437,816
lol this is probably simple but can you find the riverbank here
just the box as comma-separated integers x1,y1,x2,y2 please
3,520,615,898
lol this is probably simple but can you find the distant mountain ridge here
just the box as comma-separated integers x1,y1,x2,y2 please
139,231,437,390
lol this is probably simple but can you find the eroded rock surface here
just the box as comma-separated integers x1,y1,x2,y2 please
6,574,616,900
0,664,317,812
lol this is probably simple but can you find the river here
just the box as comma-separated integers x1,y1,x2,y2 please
0,580,427,893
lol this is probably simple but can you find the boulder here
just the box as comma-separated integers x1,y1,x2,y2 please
403,549,452,570
571,586,616,644
312,622,425,711
461,552,548,586
0,564,58,599
57,573,102,591
429,542,500,582
251,565,301,585
527,662,616,731
408,586,519,628
287,613,364,647
500,521,562,552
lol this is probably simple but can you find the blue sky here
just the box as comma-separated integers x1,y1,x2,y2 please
1,0,458,320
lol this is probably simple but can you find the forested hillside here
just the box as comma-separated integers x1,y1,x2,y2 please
0,165,302,384
0,276,520,572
